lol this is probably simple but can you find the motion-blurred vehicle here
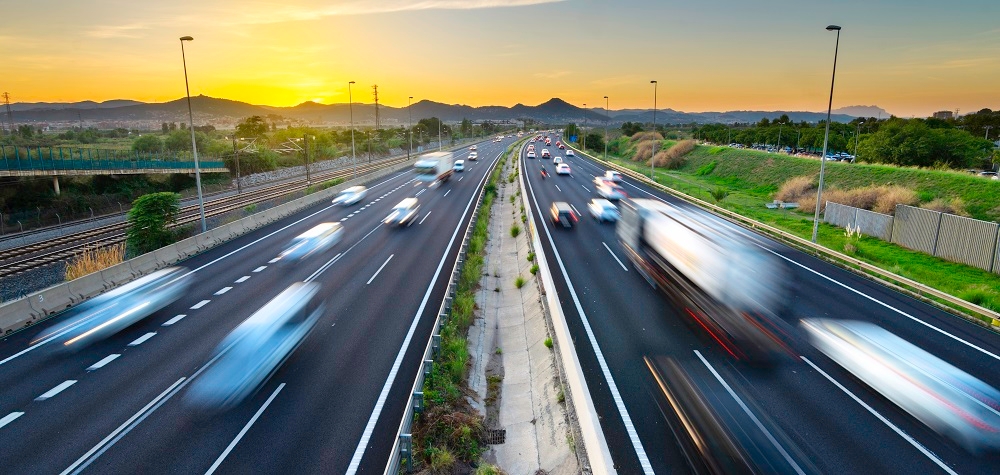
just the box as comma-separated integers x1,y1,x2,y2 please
558,143,565,150
604,170,623,183
384,198,421,226
802,318,1000,453
332,186,367,206
566,149,575,157
35,267,192,352
469,144,477,151
414,151,454,184
617,199,792,363
595,180,627,200
545,138,552,146
526,150,536,159
185,282,324,411
453,159,465,172
588,199,619,222
645,356,818,474
553,156,563,164
541,149,551,158
556,163,571,175
276,222,343,266
550,202,577,228
468,151,478,161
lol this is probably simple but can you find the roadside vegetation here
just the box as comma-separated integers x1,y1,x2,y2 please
64,242,126,280
125,192,181,257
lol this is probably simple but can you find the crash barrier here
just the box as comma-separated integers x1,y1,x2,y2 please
569,145,1000,326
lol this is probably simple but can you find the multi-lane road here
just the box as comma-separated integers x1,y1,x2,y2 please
0,136,513,474
520,139,1000,473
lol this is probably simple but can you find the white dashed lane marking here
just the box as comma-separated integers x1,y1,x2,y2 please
0,412,24,429
128,332,157,347
268,258,281,264
87,354,121,371
253,266,267,273
235,276,251,283
190,300,211,310
162,315,186,326
36,380,76,401
214,287,232,296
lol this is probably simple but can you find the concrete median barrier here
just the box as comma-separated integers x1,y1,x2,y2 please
0,298,41,335
128,253,160,276
100,262,134,288
67,273,107,302
154,244,181,267
196,231,217,251
175,236,200,258
28,285,75,317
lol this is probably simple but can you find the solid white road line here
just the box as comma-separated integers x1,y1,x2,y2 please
61,378,186,475
162,314,186,326
128,332,156,346
205,383,286,475
367,255,394,285
695,351,805,475
419,211,432,225
190,300,211,310
443,189,451,197
87,354,121,371
235,276,251,283
0,412,24,429
801,356,957,475
602,242,629,272
36,380,77,401
252,266,267,273
214,287,232,296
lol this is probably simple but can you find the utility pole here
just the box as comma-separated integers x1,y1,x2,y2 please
2,92,13,135
372,84,380,131
304,134,311,185
232,137,242,194
986,125,993,141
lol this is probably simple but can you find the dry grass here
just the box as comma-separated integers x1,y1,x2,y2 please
775,175,816,202
633,140,657,163
921,197,969,216
653,139,697,169
630,131,663,143
874,186,919,214
776,176,918,216
65,243,126,281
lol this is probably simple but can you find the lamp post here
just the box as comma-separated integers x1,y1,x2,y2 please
650,80,658,179
811,25,842,243
408,96,413,159
179,36,206,233
231,136,242,194
438,117,442,151
854,120,864,160
604,96,609,161
349,81,356,179
777,121,784,151
583,103,587,151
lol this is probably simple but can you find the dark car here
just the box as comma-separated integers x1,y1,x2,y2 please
550,202,577,228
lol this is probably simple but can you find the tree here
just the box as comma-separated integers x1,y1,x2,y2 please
169,122,177,131
126,192,180,256
17,124,33,138
163,129,210,152
857,118,992,168
132,134,163,153
584,132,605,152
161,123,169,134
620,122,643,136
563,123,580,140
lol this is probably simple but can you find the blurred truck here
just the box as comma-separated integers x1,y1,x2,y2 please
617,199,793,363
414,151,454,184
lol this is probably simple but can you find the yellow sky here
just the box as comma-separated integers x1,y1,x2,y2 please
5,0,1000,117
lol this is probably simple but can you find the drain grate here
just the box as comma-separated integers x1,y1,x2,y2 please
485,429,507,445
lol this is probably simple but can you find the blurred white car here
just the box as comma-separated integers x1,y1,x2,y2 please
553,156,563,164
277,222,344,265
604,170,623,183
588,199,619,222
453,160,465,172
596,180,627,200
566,149,575,157
332,186,367,206
526,150,536,159
541,149,551,158
468,151,478,161
469,145,477,151
385,198,421,226
556,163,571,175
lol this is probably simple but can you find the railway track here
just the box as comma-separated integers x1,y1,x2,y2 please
0,155,413,279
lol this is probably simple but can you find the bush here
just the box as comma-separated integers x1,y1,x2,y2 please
131,134,163,153
630,131,663,143
510,224,521,237
921,197,968,216
514,275,526,288
126,192,180,256
710,187,729,202
530,264,539,275
527,252,535,262
653,139,697,169
474,463,506,475
695,161,717,176
775,175,816,202
429,447,455,474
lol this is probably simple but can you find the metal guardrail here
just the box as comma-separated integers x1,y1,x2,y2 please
570,144,1000,327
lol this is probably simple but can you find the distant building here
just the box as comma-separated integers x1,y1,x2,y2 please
932,110,954,120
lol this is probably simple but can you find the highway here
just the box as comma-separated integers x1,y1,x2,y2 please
0,136,514,474
520,138,1000,473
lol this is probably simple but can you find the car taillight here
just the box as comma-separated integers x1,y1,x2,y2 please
571,212,578,222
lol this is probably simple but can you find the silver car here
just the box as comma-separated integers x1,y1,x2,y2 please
588,199,620,222
276,222,343,266
332,186,367,206
384,198,420,226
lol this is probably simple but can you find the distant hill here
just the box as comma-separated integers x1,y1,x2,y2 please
832,105,891,118
9,95,888,127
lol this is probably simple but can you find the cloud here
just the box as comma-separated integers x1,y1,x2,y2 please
86,24,149,39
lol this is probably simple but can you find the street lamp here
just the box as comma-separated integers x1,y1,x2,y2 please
811,25,842,243
604,96,609,161
583,103,587,151
179,35,206,233
408,96,413,159
230,136,242,194
854,120,864,160
650,80,658,179
349,81,356,179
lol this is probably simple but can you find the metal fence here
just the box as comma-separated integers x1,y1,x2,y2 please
0,145,225,171
826,201,1000,273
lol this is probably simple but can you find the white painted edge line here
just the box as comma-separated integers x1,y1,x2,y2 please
0,412,24,429
235,276,251,283
128,332,156,346
801,356,957,475
418,211,432,225
252,266,267,273
268,258,281,264
36,380,77,401
695,350,805,475
443,189,451,197
214,287,232,296
190,300,211,310
162,315,186,326
554,184,562,192
520,147,623,474
61,377,186,475
87,354,121,371
367,254,395,285
352,147,501,474
602,242,629,272
205,383,286,475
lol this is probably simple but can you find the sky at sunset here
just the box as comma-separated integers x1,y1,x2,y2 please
4,0,999,117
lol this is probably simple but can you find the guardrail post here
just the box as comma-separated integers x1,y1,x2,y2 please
423,359,433,378
413,391,424,414
400,433,413,473
432,334,441,356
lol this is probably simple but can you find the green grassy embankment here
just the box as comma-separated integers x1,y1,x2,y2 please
591,139,1000,318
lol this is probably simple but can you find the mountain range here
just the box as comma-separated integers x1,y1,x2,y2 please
6,96,890,128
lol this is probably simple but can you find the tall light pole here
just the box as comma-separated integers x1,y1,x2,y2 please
349,81,356,179
179,36,206,233
854,120,864,160
438,116,442,151
811,25,842,243
986,125,993,141
604,96,609,161
650,80,658,179
777,121,784,151
408,96,413,159
583,103,587,151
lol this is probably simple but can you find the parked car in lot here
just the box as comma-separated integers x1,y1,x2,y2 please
453,160,465,172
588,199,619,222
550,202,577,228
332,186,367,206
556,163,571,175
384,198,420,226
